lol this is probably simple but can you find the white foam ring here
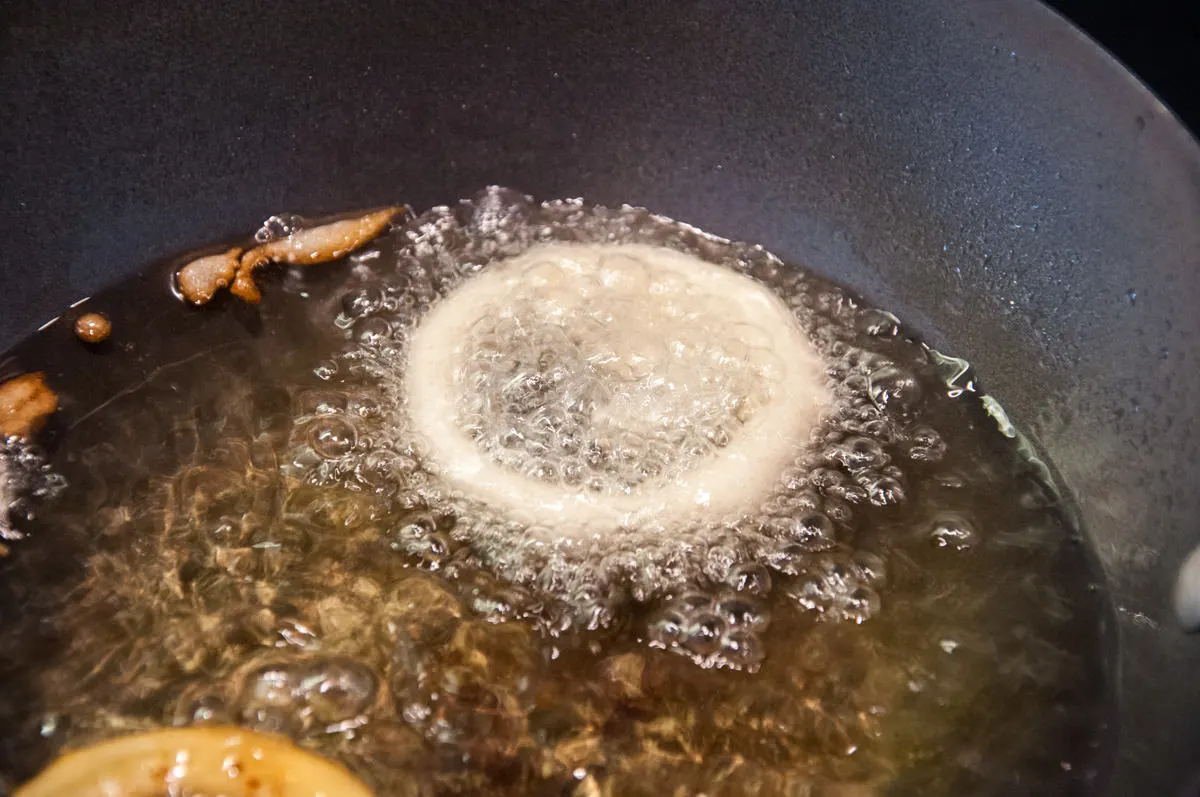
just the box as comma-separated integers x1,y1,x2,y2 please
404,243,832,535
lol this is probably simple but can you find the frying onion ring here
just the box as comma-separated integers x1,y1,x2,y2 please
404,243,831,533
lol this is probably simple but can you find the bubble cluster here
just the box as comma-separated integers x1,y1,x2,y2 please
254,213,306,243
284,187,973,628
0,437,65,542
783,549,886,624
234,656,379,735
647,588,770,671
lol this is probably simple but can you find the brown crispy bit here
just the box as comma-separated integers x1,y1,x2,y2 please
74,312,112,344
230,250,267,303
0,373,58,438
177,207,400,305
230,207,400,303
253,208,400,266
176,247,243,305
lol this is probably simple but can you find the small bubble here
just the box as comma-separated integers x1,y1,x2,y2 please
859,309,900,337
809,467,847,493
929,513,977,550
772,542,816,576
238,662,304,728
341,286,384,319
647,608,687,648
863,474,906,506
906,425,946,462
728,562,773,597
868,365,923,413
255,213,305,243
785,513,838,551
407,532,452,570
822,495,854,525
683,611,726,657
354,316,393,345
307,417,357,459
715,595,770,631
839,586,881,624
299,657,379,725
838,436,888,470
721,628,766,668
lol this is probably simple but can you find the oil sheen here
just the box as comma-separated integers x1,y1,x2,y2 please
0,188,1113,796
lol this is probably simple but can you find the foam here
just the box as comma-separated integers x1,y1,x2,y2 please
404,243,832,534
315,189,915,617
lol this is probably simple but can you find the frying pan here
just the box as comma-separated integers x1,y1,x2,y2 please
2,1,1199,795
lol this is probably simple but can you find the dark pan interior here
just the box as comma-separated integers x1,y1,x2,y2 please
3,2,1199,794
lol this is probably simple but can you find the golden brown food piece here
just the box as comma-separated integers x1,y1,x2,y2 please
231,207,401,303
176,247,243,305
0,373,57,438
74,313,112,344
175,208,400,306
14,726,375,797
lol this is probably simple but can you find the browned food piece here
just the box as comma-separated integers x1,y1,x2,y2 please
175,247,242,305
251,208,400,267
231,207,401,304
0,373,58,438
231,207,399,303
74,312,112,344
14,726,375,797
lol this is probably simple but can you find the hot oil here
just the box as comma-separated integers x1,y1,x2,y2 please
0,189,1114,796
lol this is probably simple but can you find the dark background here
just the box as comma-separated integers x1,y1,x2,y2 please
1046,0,1200,135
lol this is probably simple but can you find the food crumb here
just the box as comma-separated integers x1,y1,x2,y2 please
177,247,242,306
0,372,58,438
74,313,112,344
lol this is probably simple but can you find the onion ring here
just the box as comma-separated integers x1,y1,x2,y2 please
404,243,831,534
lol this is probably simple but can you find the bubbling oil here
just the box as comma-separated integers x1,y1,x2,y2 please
0,188,1112,796
401,242,831,536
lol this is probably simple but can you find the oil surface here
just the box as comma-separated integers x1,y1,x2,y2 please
0,189,1113,796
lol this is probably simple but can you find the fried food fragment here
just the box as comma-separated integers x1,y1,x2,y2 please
231,207,400,303
252,208,400,267
14,726,375,797
176,247,243,305
0,373,57,438
74,313,112,344
175,207,400,306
